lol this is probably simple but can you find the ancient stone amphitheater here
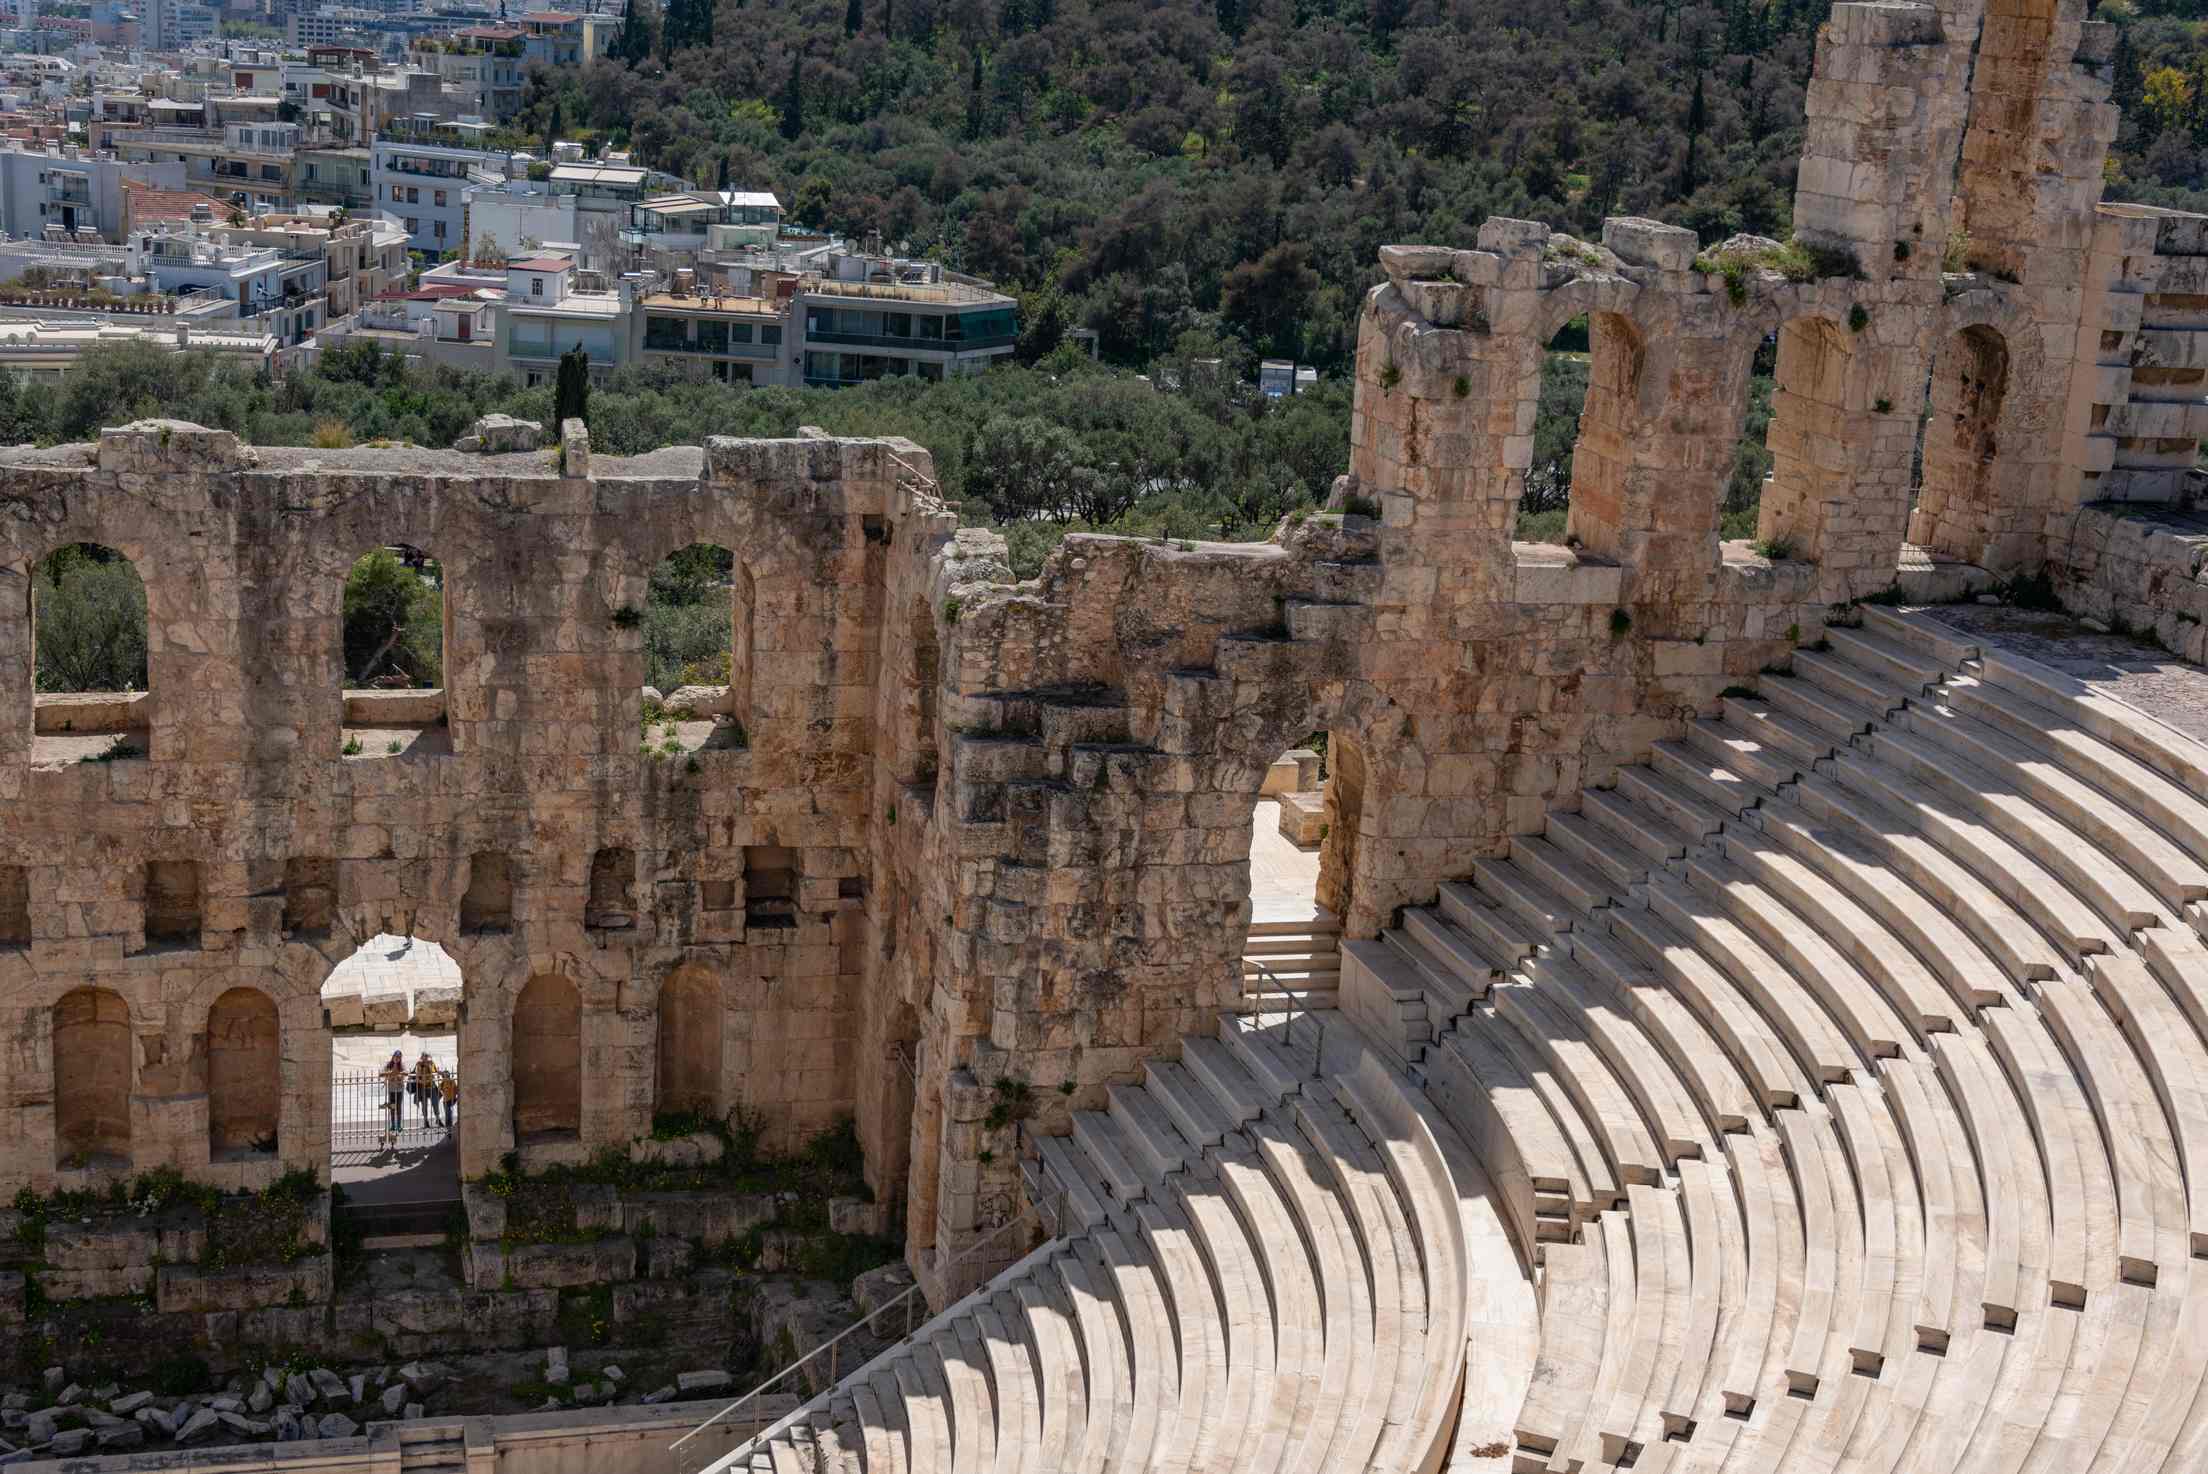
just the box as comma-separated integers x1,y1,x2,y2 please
687,0,2208,1469
4,0,2208,1470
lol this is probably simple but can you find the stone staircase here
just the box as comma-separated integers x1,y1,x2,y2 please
701,1013,1535,1474
1241,906,1342,1003
696,601,2208,1474
1344,603,2208,1474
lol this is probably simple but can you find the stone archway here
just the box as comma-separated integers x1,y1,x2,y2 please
53,986,131,1169
1915,323,2012,531
207,986,280,1159
1561,311,1649,558
655,963,721,1119
512,973,581,1141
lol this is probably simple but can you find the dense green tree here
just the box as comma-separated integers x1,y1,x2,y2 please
33,544,146,693
342,550,443,687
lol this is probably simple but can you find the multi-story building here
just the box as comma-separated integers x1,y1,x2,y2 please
284,8,385,50
209,209,407,319
134,225,329,345
793,256,1017,386
106,120,301,216
460,175,575,263
0,146,187,242
633,282,786,385
407,26,522,120
370,122,502,254
296,145,374,210
623,188,781,273
0,317,274,378
491,252,629,385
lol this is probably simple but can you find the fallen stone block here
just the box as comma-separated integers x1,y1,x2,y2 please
318,1413,358,1439
678,1370,731,1394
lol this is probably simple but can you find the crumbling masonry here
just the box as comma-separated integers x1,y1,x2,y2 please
0,0,2205,1313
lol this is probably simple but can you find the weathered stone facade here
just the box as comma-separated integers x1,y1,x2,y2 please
3,0,2206,1324
0,426,904,1197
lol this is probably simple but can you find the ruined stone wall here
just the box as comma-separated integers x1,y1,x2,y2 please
0,423,905,1192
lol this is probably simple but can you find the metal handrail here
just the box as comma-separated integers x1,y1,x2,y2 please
1245,959,1324,1080
885,450,941,499
668,1189,1057,1473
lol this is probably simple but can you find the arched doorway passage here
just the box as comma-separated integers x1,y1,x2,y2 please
322,933,463,1229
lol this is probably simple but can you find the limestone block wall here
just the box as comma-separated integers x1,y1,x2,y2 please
0,423,907,1193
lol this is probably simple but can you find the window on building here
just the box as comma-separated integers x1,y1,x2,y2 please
918,316,942,340
886,312,910,338
530,278,542,297
434,190,445,207
434,221,446,240
730,323,751,344
763,324,782,346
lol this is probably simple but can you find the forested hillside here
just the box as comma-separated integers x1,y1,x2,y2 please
509,0,1837,372
2109,0,2208,216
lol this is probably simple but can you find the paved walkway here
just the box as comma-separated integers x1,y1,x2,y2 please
1250,798,1323,923
1923,603,2208,746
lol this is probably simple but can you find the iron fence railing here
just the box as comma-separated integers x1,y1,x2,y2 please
330,1068,454,1147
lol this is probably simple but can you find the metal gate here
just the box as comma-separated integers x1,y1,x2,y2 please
331,1067,456,1147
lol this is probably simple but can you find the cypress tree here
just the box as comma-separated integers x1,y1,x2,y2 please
1680,70,1707,194
845,0,861,34
554,346,590,435
611,0,651,64
779,53,805,140
964,46,985,140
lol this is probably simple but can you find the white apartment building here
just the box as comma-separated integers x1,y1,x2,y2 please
370,128,498,255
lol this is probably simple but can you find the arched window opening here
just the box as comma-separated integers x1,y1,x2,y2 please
1758,318,1852,554
1521,315,1590,544
643,544,750,756
1912,324,2012,537
655,963,721,1122
207,987,279,1160
512,973,581,1142
30,542,148,766
1727,332,1779,542
341,545,447,760
53,986,131,1170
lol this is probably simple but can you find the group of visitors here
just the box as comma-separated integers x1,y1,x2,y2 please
379,1049,457,1149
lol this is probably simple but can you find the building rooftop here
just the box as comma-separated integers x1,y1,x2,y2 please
549,162,644,187
507,291,621,318
507,256,573,272
639,290,777,315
